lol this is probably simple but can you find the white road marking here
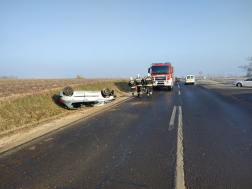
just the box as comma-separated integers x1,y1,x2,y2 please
175,106,185,189
179,91,180,95
169,106,177,131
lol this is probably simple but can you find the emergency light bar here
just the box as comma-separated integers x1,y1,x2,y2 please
151,62,171,66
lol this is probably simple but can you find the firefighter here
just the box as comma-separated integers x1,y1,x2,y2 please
128,77,136,96
144,73,153,97
142,76,147,92
135,74,143,97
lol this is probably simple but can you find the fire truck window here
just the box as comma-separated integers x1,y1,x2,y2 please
152,66,169,74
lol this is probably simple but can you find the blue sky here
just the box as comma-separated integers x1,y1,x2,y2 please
1,0,252,79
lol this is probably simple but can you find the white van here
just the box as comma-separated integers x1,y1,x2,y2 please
185,75,195,85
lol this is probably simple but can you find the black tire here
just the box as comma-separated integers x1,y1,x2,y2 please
101,87,110,96
237,83,242,87
63,86,73,96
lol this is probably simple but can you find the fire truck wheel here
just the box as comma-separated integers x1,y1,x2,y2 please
63,86,73,96
101,87,110,96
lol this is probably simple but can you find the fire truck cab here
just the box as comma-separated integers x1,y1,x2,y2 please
148,62,174,91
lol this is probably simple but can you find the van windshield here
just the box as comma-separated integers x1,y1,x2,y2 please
152,66,169,74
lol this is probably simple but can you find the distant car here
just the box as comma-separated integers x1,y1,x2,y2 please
233,78,252,87
176,78,182,82
185,74,195,85
59,86,116,109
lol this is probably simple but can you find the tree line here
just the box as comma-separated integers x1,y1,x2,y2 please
0,75,18,79
239,57,252,77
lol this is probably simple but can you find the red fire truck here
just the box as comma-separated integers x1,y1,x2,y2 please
148,62,174,91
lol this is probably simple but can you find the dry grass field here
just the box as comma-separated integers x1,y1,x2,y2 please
0,78,124,100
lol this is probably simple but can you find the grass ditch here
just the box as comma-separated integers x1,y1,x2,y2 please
0,80,129,133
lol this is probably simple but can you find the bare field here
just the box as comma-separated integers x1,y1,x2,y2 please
0,78,124,100
197,78,239,89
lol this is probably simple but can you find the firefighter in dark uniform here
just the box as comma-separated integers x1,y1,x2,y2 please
142,76,147,92
128,77,136,96
135,74,143,97
144,73,153,97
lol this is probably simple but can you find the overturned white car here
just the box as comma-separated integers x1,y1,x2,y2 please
59,86,116,110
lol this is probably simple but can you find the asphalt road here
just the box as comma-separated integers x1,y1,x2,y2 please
0,82,252,189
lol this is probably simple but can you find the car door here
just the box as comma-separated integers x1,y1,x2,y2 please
186,75,190,82
73,91,85,103
247,78,252,86
243,79,250,87
191,75,195,82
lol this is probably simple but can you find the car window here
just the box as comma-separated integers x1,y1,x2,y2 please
187,76,190,79
191,76,194,79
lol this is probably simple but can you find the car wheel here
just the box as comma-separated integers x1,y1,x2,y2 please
63,86,73,96
237,83,242,87
101,87,110,96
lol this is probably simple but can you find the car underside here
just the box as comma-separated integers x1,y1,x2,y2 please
59,86,116,110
